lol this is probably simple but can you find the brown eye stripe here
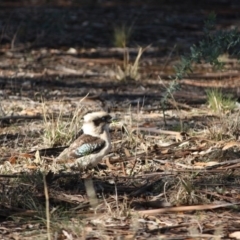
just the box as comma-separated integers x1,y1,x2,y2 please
102,115,111,121
93,115,111,126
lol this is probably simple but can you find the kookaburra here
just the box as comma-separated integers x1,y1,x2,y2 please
56,111,112,168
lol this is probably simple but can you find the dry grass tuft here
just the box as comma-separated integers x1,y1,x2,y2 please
113,24,132,48
41,101,83,147
206,88,236,114
115,47,144,81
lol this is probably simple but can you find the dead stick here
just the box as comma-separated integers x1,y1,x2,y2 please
137,202,240,215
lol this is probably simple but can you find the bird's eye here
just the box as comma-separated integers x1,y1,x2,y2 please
102,117,107,121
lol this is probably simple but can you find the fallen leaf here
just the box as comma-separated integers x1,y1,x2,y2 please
27,165,37,169
62,230,73,240
161,149,170,154
8,156,17,164
124,148,131,157
222,141,240,151
194,161,218,167
229,231,240,239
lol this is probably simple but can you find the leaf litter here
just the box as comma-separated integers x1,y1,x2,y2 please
1,88,240,239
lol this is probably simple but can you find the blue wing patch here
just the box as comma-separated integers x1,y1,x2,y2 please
74,142,105,157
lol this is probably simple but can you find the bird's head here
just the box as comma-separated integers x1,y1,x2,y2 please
82,111,112,136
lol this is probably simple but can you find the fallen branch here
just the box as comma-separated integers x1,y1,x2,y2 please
137,202,240,215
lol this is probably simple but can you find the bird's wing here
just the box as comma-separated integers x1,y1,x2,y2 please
74,129,83,140
73,135,106,157
67,134,106,159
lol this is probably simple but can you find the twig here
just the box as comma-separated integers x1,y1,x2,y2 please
137,202,240,215
0,113,76,123
167,98,192,110
205,158,240,169
0,174,20,178
132,127,180,135
0,102,5,117
0,115,43,121
43,173,51,240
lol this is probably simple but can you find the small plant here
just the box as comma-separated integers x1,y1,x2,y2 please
172,176,207,205
206,88,236,113
115,47,144,81
113,24,132,48
161,12,240,120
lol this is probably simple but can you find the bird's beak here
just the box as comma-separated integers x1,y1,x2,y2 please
109,114,119,124
107,115,113,123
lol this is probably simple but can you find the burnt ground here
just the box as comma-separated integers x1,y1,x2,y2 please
1,1,240,239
